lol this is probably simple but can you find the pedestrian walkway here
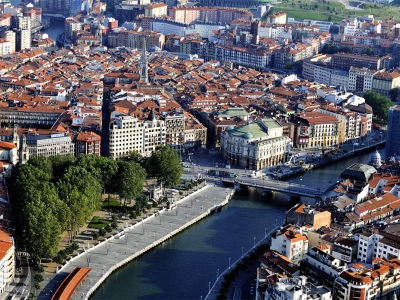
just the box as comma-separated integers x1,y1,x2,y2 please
37,184,233,300
204,224,280,300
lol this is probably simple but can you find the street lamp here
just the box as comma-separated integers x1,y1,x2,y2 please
242,247,244,258
229,257,231,269
254,237,256,247
217,269,219,279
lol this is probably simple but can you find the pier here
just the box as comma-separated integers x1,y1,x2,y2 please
37,184,234,300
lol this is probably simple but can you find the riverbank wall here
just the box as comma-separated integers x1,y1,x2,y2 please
274,141,385,180
45,184,235,300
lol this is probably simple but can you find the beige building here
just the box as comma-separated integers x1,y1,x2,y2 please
109,112,166,159
184,117,207,152
220,119,291,170
144,3,167,18
290,112,340,148
372,70,400,98
165,113,185,154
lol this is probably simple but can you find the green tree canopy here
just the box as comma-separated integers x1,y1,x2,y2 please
362,47,374,55
363,90,394,122
117,161,146,206
147,146,183,189
389,87,400,103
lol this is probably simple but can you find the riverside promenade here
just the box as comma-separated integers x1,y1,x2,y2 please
37,184,234,300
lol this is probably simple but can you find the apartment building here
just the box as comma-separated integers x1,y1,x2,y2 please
332,260,400,300
301,245,347,288
215,45,269,69
271,226,308,265
109,112,166,159
0,106,64,129
75,131,101,157
25,133,75,158
286,204,331,229
290,112,340,149
266,12,287,24
348,67,377,94
265,276,332,300
64,17,82,40
144,3,167,18
165,113,184,154
184,117,207,152
259,249,300,277
331,53,383,71
358,230,400,264
372,71,400,98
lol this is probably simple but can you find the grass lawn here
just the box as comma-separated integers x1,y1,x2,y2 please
101,198,121,209
264,0,400,22
88,216,112,229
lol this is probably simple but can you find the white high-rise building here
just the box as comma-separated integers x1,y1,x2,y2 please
109,112,166,159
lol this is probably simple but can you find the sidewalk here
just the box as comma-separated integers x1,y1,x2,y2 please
0,256,30,300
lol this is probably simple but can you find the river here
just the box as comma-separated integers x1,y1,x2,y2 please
90,148,384,300
10,0,65,41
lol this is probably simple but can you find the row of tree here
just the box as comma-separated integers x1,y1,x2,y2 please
9,145,183,262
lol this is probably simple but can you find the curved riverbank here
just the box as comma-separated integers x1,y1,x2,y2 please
37,184,235,300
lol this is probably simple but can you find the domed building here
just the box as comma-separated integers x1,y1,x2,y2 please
369,150,382,168
220,119,291,170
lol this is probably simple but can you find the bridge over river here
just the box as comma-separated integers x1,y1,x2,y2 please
222,177,326,198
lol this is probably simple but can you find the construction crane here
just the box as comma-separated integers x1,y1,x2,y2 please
284,153,299,167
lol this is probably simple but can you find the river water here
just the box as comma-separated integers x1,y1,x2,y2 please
90,148,384,300
10,0,65,41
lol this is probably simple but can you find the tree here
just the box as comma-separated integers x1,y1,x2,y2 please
328,16,332,21
389,87,400,103
22,199,61,263
362,47,374,55
34,273,44,283
284,64,293,70
99,228,107,237
35,283,41,291
363,90,394,122
92,232,99,240
37,265,44,273
54,254,63,265
30,292,37,299
105,225,112,233
117,161,146,207
342,45,353,54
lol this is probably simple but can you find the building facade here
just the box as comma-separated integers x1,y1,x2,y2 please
220,119,291,170
386,106,400,158
109,113,166,159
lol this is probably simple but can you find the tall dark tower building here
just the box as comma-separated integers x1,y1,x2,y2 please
139,39,148,83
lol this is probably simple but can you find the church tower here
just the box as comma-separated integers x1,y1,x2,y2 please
19,135,29,165
12,126,19,149
95,25,102,39
140,38,148,83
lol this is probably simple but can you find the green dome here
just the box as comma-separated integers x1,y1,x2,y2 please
244,132,253,139
226,125,234,131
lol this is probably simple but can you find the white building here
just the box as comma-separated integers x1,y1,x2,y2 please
271,225,308,265
348,67,377,94
194,22,225,41
358,230,400,264
109,112,166,159
302,245,347,286
265,276,332,300
266,12,287,24
151,19,194,37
